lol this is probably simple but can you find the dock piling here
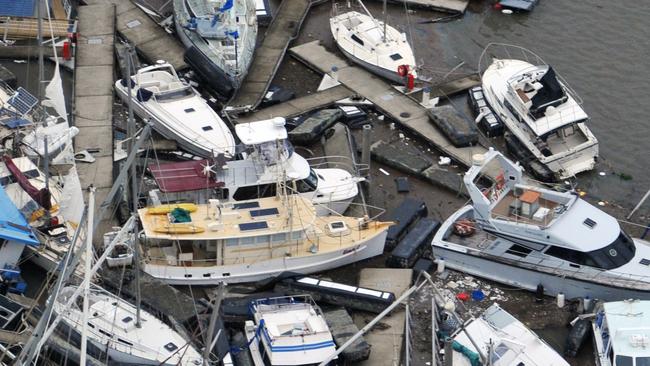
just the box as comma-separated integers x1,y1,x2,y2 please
361,124,372,177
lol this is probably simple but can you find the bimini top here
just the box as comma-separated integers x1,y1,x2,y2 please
149,160,224,193
235,117,287,145
603,300,650,359
0,183,39,246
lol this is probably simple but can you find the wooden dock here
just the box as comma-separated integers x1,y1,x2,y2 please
356,268,413,366
0,17,72,40
227,0,314,111
289,41,486,168
73,3,117,241
368,0,469,13
83,0,186,71
234,84,353,123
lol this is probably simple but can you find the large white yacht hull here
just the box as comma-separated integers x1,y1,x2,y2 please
144,231,387,285
432,246,650,301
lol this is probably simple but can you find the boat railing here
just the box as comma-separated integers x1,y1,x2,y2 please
479,246,650,288
478,43,583,105
306,155,368,177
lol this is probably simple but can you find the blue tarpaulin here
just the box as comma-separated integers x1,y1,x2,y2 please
0,184,39,246
0,0,36,17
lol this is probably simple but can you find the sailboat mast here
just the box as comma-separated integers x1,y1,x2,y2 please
80,186,95,366
382,0,387,43
125,48,142,327
37,0,45,100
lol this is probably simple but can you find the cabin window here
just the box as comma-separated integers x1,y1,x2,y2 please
164,342,178,352
233,184,277,201
296,169,319,193
389,53,403,61
615,355,633,366
489,343,510,364
256,235,270,244
240,237,255,245
544,230,635,270
225,238,238,246
98,329,113,338
117,338,134,346
291,231,304,240
0,169,40,186
351,34,364,46
271,233,286,242
637,357,650,366
505,244,532,257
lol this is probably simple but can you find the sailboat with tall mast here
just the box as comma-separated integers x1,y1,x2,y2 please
330,0,417,84
173,0,258,97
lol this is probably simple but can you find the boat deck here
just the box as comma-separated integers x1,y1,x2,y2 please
491,190,557,225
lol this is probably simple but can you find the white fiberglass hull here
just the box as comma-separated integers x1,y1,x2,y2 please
114,85,235,158
144,230,387,285
432,244,650,301
330,11,416,85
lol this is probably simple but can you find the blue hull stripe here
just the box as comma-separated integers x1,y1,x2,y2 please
269,340,336,352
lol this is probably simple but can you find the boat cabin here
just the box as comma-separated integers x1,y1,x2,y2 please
595,300,650,366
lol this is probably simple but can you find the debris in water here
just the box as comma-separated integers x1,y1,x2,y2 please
379,168,390,176
599,171,606,176
438,156,451,166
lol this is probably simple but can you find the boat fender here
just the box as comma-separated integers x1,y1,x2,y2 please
565,318,590,357
397,64,410,77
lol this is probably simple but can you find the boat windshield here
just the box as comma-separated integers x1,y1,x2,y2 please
636,357,650,366
296,169,318,193
155,86,193,102
545,230,636,270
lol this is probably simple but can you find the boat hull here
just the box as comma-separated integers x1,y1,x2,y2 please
337,44,406,85
144,230,388,285
432,246,650,301
114,87,228,158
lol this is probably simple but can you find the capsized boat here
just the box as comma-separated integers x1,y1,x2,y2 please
451,303,569,366
330,1,417,84
592,299,650,366
147,117,363,216
479,43,599,180
53,285,203,365
245,295,337,366
173,0,257,97
138,193,390,285
114,61,236,158
431,148,650,301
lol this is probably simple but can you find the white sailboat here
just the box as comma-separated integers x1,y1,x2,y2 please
330,0,417,84
451,303,569,366
53,285,204,365
114,61,236,158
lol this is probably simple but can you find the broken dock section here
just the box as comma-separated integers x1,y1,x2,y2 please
289,40,486,168
83,0,187,70
73,3,117,239
368,0,469,14
227,0,316,111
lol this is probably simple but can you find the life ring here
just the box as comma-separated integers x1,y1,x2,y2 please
397,64,410,77
453,219,475,237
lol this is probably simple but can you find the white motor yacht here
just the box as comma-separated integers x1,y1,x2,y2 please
479,44,598,180
592,299,650,366
53,285,203,365
114,62,236,158
245,295,337,366
148,117,362,216
330,1,417,84
432,148,650,301
451,303,569,366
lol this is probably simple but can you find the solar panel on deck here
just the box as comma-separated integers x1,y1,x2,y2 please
239,221,268,231
233,202,260,209
250,208,279,217
0,0,36,17
8,87,38,116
